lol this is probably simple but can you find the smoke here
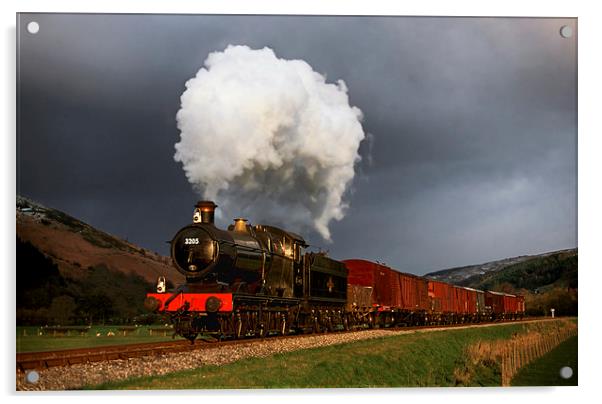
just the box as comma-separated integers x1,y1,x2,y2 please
174,45,366,241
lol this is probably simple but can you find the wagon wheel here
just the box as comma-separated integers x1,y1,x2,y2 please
313,316,321,333
183,333,198,344
367,313,375,329
280,314,287,336
326,316,334,332
258,323,267,338
343,315,350,331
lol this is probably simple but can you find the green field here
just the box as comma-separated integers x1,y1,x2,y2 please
90,321,575,390
16,326,178,352
511,336,578,386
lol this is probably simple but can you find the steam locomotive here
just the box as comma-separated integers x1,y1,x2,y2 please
144,201,348,341
144,201,524,342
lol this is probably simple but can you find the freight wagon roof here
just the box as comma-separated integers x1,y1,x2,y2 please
342,259,422,278
487,290,516,297
461,286,485,293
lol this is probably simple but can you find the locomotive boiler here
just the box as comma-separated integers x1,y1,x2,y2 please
145,201,348,341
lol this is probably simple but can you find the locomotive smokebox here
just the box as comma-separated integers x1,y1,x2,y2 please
194,201,218,225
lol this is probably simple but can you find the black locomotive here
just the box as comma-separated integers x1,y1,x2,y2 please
145,201,348,341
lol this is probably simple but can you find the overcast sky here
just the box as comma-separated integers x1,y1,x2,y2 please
16,14,577,274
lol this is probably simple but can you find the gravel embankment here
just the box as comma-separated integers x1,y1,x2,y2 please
16,320,553,391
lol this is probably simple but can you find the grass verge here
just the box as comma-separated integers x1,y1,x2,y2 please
89,320,576,390
511,335,577,386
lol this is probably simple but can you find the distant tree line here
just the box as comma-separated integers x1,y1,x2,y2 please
524,287,577,317
17,237,166,325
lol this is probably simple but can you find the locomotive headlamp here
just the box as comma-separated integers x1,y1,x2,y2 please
188,264,198,272
194,201,217,225
205,296,222,312
193,209,202,223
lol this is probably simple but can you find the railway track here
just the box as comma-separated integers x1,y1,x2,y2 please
17,318,538,372
17,340,202,371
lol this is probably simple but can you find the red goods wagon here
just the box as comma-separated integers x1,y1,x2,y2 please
453,287,468,314
455,286,478,314
343,259,429,311
399,272,430,311
344,259,393,309
428,280,456,313
516,295,525,313
503,294,518,313
475,289,486,314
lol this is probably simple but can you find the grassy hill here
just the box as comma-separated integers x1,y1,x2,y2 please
16,196,184,325
457,249,577,291
427,249,577,317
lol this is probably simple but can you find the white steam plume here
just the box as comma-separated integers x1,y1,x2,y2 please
174,45,365,241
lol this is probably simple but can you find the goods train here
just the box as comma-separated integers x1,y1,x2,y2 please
144,201,525,341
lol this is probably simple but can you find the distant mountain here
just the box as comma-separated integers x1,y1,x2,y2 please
425,249,577,290
16,196,185,325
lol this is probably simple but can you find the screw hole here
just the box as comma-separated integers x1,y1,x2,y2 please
25,370,40,384
559,25,573,39
27,21,40,34
559,366,573,379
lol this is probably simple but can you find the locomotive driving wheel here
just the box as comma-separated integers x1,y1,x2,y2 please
182,332,198,344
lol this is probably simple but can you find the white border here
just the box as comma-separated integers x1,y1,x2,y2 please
3,1,600,403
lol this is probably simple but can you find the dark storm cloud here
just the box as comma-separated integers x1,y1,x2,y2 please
17,14,576,274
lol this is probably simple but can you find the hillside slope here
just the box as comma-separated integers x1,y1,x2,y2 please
457,250,577,292
16,196,184,284
16,196,185,325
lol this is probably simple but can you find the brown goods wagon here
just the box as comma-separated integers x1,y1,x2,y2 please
347,284,373,310
485,291,506,314
428,280,456,313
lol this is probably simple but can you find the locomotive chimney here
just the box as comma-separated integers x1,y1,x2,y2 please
194,201,217,225
233,218,248,233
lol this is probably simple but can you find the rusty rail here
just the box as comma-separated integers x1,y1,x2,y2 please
16,340,195,371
